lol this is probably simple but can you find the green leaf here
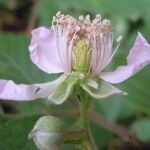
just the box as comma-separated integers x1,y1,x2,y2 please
0,33,55,83
91,121,114,150
98,0,145,16
122,66,150,114
0,114,40,150
94,96,135,122
131,118,150,142
48,74,80,104
57,0,97,14
38,0,59,26
81,78,126,99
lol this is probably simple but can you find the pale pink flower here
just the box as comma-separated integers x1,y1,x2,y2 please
0,12,150,104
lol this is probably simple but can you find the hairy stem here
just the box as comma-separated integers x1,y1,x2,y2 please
79,93,96,150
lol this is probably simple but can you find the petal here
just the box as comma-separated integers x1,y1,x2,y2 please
48,73,80,105
101,32,150,84
29,27,63,74
0,75,65,101
81,78,126,99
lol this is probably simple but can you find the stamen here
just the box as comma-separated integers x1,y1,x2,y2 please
79,15,84,21
52,12,79,74
52,12,114,75
56,11,61,17
100,35,123,71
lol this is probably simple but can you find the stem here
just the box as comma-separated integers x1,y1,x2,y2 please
64,129,86,145
65,129,86,140
26,0,38,35
79,93,96,150
80,99,88,129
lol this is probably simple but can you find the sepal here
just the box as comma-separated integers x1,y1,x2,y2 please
81,77,127,99
47,73,80,104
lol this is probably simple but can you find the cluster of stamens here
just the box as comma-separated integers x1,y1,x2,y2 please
52,11,112,43
52,11,114,75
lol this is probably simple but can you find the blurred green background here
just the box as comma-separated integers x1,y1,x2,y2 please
0,0,150,150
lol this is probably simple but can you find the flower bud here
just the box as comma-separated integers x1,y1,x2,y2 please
29,116,66,150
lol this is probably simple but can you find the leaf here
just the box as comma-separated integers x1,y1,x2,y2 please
57,0,97,13
16,100,45,114
94,96,136,122
0,114,40,150
131,118,150,142
90,121,114,150
38,0,98,24
38,0,59,26
48,74,80,104
98,0,145,16
122,66,150,114
0,33,56,83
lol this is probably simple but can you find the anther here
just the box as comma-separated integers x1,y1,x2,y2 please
56,11,61,17
79,15,84,21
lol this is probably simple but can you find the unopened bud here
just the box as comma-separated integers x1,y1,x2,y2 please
29,116,66,150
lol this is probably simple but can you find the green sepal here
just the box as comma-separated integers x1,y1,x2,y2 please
81,77,127,99
47,73,80,104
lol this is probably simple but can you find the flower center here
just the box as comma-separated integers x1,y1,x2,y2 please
52,12,114,75
72,39,91,73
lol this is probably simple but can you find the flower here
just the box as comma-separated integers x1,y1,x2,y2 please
0,12,150,104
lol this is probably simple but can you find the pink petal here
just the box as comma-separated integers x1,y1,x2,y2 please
0,75,66,101
29,27,63,74
101,32,150,84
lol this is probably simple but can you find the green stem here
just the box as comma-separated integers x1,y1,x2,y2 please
79,92,96,150
80,99,88,129
65,129,86,141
